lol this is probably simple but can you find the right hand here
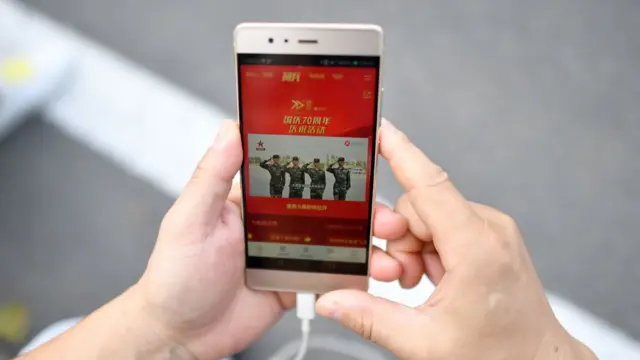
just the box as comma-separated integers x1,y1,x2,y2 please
316,119,597,360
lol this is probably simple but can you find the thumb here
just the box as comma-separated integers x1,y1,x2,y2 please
179,120,242,221
316,290,430,358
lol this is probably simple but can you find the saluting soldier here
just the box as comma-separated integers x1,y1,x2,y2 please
285,156,305,198
302,158,326,200
259,154,288,198
327,157,351,200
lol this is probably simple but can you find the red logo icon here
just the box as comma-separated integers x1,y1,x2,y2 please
256,140,265,151
344,140,351,147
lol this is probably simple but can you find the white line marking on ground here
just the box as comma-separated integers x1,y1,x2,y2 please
1,0,226,197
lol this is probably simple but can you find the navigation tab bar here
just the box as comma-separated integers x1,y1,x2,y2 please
247,242,367,263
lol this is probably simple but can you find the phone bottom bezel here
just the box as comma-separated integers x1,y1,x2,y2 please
246,268,369,294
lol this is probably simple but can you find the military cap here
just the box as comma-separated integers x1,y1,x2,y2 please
292,156,299,161
313,158,320,163
338,157,345,162
272,154,280,159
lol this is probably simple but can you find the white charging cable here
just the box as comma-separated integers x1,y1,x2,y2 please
269,292,385,360
291,292,316,360
268,292,315,360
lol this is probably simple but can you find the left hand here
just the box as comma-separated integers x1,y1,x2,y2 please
131,120,409,359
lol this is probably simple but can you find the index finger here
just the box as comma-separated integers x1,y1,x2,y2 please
379,119,484,262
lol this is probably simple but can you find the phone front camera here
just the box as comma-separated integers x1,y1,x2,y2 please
284,39,289,43
268,38,274,44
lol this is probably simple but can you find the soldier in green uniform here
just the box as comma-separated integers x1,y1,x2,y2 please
285,156,305,198
327,157,351,200
259,154,288,198
302,158,326,200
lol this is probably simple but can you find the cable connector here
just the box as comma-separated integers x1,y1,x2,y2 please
293,292,316,360
296,292,316,321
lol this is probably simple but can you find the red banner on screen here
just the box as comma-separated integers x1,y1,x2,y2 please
245,197,370,219
240,63,378,251
241,65,377,138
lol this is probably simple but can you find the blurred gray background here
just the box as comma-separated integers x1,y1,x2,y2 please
1,0,639,357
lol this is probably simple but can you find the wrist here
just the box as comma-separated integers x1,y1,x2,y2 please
17,286,198,360
118,286,198,360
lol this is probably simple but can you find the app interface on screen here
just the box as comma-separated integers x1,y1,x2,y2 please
238,55,379,274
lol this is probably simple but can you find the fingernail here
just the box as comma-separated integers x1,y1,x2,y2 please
381,118,398,132
399,278,411,289
213,120,235,150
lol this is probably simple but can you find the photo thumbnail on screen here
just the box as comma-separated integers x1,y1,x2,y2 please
247,134,369,201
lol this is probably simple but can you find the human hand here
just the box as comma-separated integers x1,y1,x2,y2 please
130,120,408,359
316,119,597,360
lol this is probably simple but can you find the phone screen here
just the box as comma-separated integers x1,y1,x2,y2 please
237,54,380,275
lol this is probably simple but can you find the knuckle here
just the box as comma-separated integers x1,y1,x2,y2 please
483,208,521,247
482,228,522,281
498,214,522,247
488,226,512,255
396,129,411,144
344,312,375,342
395,194,430,241
360,324,375,344
424,166,450,188
492,243,514,267
485,206,519,231
359,317,376,343
478,221,512,262
499,212,519,232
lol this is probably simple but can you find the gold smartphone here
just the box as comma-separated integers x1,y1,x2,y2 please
234,23,384,293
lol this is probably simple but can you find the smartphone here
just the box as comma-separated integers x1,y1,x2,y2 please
234,23,383,293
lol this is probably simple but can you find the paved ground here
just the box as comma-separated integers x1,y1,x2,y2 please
0,119,171,344
5,0,640,349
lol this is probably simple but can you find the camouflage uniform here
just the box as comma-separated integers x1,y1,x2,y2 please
302,161,326,200
327,160,351,200
259,157,286,198
285,162,306,199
